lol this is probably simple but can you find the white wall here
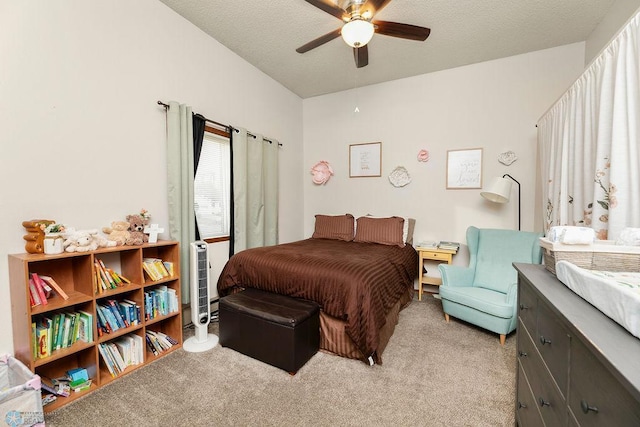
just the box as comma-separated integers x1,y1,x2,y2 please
585,0,640,64
0,1,303,354
303,43,585,261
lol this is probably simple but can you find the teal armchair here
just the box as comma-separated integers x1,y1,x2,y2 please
438,226,542,345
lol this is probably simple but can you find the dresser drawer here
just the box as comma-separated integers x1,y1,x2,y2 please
516,362,544,427
569,337,640,427
516,320,537,382
421,251,451,261
518,282,537,334
536,302,569,395
518,323,567,427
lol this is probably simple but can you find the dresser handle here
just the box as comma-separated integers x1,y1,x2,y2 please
580,400,599,414
518,351,528,357
539,335,551,345
518,402,527,409
519,304,529,310
538,397,550,407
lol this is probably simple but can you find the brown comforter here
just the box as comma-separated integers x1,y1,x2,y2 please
217,238,418,361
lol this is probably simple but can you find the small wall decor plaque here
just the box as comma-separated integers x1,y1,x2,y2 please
417,149,430,162
310,160,334,185
349,142,382,177
389,166,411,187
498,150,517,166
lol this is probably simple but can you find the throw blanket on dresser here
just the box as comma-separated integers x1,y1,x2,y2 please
217,238,418,361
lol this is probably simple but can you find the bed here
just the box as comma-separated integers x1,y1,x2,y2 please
217,214,418,364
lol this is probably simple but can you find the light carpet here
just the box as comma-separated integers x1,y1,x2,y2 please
46,296,516,426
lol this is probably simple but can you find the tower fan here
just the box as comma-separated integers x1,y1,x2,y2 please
183,241,219,352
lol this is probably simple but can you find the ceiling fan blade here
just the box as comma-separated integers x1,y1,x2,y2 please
354,45,369,68
304,0,348,21
373,20,431,41
360,0,392,17
296,28,342,53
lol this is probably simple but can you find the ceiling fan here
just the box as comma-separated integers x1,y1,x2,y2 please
296,0,431,68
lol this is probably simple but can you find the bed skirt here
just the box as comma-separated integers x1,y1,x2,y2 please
318,288,413,364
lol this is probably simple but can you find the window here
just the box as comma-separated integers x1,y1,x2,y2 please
194,129,230,240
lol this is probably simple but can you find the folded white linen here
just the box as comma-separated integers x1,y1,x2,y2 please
548,226,595,245
616,228,640,246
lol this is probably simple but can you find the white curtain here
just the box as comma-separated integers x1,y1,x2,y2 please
538,11,640,240
232,127,279,253
166,101,196,304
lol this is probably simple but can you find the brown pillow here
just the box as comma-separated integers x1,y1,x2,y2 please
312,214,355,241
354,216,405,247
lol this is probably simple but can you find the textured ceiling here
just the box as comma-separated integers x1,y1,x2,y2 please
158,0,615,99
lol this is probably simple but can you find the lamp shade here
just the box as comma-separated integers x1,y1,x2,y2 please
480,177,512,203
341,19,375,48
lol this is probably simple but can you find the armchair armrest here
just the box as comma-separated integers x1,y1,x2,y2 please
438,265,474,287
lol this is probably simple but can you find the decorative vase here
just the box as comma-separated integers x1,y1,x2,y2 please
44,233,65,255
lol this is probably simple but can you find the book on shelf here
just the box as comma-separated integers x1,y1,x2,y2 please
97,305,120,333
36,323,50,359
162,261,174,277
39,275,69,300
97,343,119,378
77,311,93,343
29,277,48,306
29,279,42,307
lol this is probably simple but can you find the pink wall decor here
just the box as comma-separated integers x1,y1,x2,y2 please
310,160,334,185
417,149,430,162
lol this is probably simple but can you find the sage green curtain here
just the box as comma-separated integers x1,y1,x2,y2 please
232,127,279,253
166,101,196,304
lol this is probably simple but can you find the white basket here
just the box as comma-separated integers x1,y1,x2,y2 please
0,355,44,427
540,238,640,275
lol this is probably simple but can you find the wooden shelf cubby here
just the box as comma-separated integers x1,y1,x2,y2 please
8,241,182,412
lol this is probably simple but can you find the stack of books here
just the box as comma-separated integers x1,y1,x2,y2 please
32,311,94,360
28,273,69,307
142,258,173,281
98,333,144,378
438,241,461,251
94,259,130,293
145,330,178,356
144,285,179,320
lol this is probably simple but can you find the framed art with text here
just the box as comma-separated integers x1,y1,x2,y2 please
349,142,382,177
446,148,483,189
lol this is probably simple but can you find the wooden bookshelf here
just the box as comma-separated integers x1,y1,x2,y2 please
8,241,182,412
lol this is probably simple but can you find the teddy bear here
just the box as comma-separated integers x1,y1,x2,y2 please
63,230,99,253
102,220,131,246
125,214,149,245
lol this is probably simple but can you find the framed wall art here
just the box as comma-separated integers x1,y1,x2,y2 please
349,142,382,177
446,148,483,189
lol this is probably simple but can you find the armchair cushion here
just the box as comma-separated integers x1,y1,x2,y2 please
439,286,513,319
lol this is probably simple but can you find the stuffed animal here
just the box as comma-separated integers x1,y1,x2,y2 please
63,230,99,253
126,214,149,246
93,232,117,249
102,221,131,246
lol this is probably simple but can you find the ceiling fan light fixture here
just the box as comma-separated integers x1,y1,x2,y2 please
341,19,374,48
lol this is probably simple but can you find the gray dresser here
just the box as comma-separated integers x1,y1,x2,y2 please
514,263,640,426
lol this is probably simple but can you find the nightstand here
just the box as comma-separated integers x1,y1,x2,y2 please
416,247,457,301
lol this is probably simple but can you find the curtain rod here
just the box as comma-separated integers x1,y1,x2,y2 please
232,128,282,147
157,100,229,130
158,100,282,146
